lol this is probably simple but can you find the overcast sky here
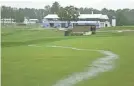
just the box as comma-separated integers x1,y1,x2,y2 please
0,0,134,10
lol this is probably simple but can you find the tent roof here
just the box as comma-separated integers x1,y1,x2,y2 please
79,14,101,19
79,14,109,19
44,14,109,19
44,14,59,19
100,15,109,19
29,19,38,20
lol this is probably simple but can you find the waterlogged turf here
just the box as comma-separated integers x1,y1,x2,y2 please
1,26,134,86
50,36,134,86
2,45,102,86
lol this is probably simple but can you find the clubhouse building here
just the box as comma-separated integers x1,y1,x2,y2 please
42,12,116,28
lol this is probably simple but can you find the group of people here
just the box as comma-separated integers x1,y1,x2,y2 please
90,25,96,34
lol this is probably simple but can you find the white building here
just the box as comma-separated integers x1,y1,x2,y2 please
112,16,116,27
1,18,16,24
23,17,38,24
42,13,115,28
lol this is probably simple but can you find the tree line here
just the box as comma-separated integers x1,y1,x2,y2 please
1,1,134,25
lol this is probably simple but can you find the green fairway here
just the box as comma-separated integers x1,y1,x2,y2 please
1,26,134,86
99,26,134,31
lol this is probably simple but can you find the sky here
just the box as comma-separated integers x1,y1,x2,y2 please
0,0,134,10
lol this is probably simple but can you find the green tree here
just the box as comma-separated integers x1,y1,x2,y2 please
116,10,128,26
1,6,6,24
1,4,134,26
51,1,60,14
36,9,45,22
58,6,80,27
101,8,109,14
15,8,24,23
44,5,51,15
